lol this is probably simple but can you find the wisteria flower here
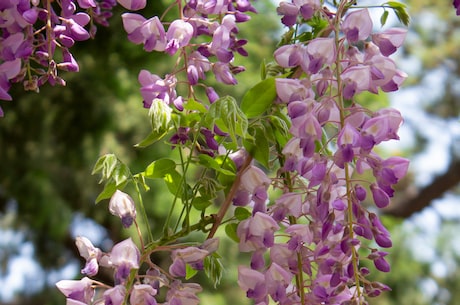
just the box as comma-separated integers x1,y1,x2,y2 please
122,14,166,52
109,189,137,228
165,20,194,55
104,285,126,305
117,0,146,10
109,238,140,283
75,236,101,276
372,28,407,56
342,9,373,43
130,284,158,305
55,277,94,304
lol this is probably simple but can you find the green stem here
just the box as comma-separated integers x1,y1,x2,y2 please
334,1,362,302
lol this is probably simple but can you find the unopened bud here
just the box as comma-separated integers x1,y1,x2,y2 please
148,98,172,133
109,190,137,228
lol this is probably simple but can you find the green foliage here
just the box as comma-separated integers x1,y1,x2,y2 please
385,1,410,26
241,78,276,118
204,96,249,149
204,253,224,288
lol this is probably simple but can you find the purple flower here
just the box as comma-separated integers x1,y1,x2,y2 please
454,0,460,15
166,281,202,305
274,44,304,68
340,65,371,99
277,2,298,27
109,238,140,283
370,183,390,208
238,266,267,303
169,246,209,277
265,263,293,302
117,0,146,10
130,284,158,305
304,38,336,74
165,20,194,55
212,62,237,85
372,28,407,56
275,78,314,103
75,236,101,276
122,14,167,52
56,277,94,304
104,285,126,305
109,190,137,228
138,70,177,107
342,9,373,43
186,51,211,85
238,212,279,251
369,251,390,272
77,0,97,8
209,15,237,62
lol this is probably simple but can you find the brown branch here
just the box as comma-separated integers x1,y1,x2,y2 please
207,155,253,239
384,159,460,218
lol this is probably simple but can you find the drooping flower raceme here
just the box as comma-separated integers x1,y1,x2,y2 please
53,1,416,305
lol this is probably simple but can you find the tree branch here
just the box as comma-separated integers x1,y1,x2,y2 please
384,159,460,218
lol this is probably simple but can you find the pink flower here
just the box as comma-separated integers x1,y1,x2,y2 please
121,14,166,52
304,38,336,74
130,284,158,305
104,285,126,305
109,238,140,283
372,28,407,56
274,44,304,68
342,9,373,43
117,0,146,10
109,190,137,228
238,266,267,303
165,20,194,55
56,277,94,304
75,236,101,276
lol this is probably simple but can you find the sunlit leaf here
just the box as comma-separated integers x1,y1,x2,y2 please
241,78,276,118
135,129,169,148
185,264,199,280
144,158,176,179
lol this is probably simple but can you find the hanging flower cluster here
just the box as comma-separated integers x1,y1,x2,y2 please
0,0,131,116
231,3,410,304
6,0,452,305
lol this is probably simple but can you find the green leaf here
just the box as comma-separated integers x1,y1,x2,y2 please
135,129,169,148
163,170,187,197
204,253,224,288
225,223,240,243
243,125,270,168
92,154,113,175
234,207,251,221
192,196,212,211
101,154,118,181
241,78,276,118
113,163,130,186
95,180,118,203
205,96,248,148
183,98,208,113
386,1,410,25
185,264,199,280
144,158,176,179
380,10,389,27
198,154,236,176
270,113,291,148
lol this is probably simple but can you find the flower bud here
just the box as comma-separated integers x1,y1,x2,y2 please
148,98,172,133
109,190,137,228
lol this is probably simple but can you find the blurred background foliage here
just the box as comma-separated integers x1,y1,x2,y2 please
0,0,460,304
